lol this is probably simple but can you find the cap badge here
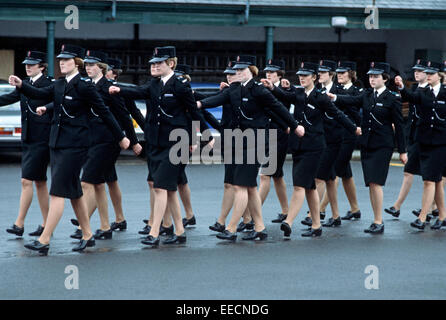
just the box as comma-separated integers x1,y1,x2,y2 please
427,61,431,67
370,62,375,68
320,60,323,65
301,62,304,68
237,56,240,62
61,45,65,51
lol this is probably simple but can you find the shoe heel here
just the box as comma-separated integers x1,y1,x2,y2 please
314,229,322,237
178,236,187,244
39,247,49,256
104,232,113,239
353,213,361,219
258,233,268,240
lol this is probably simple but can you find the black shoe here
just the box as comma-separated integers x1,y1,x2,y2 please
384,206,400,218
28,225,44,236
70,229,82,239
182,216,196,227
143,219,149,224
24,240,49,255
216,230,237,241
94,229,112,240
242,229,268,241
431,209,440,217
412,210,432,222
320,212,326,220
301,216,312,226
209,222,225,232
410,218,426,230
322,217,341,227
141,235,160,246
280,222,292,237
110,220,127,231
6,224,24,237
162,233,187,244
364,223,384,234
272,213,287,223
246,220,254,230
431,219,446,230
72,236,95,252
301,227,322,237
341,210,361,220
71,218,79,226
237,220,253,232
138,224,151,235
159,225,174,236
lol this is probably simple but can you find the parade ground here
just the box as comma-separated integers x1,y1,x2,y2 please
0,154,445,300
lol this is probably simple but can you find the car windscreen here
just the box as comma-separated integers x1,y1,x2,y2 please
0,87,21,112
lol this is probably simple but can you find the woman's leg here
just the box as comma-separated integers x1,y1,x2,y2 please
272,176,289,214
149,188,168,238
167,190,185,236
225,185,249,233
320,177,337,212
306,188,321,229
342,177,360,213
147,181,155,226
434,181,446,220
94,183,110,231
34,180,49,226
258,175,271,204
393,172,414,210
71,196,93,240
38,195,65,244
217,183,234,225
14,178,34,228
178,183,194,220
326,179,340,219
419,181,436,222
246,187,265,232
283,186,306,227
107,181,125,223
369,183,383,224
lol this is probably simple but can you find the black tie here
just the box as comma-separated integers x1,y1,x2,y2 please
30,79,34,86
431,87,435,97
374,90,378,100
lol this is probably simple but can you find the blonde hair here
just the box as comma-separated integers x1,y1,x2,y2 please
439,72,445,84
348,70,357,83
248,65,259,77
97,62,108,76
166,57,178,70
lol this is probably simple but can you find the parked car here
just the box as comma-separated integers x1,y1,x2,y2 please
0,84,22,152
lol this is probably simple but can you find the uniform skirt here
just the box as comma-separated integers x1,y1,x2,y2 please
403,142,421,176
21,141,50,181
316,142,342,182
335,133,356,179
49,147,88,199
360,147,393,187
81,142,120,184
147,145,185,191
292,149,324,189
419,143,446,182
259,128,288,178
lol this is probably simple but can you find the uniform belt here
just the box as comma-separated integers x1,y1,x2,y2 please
61,104,75,118
159,106,173,118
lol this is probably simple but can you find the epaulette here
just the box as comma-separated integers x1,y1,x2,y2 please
389,90,400,97
293,85,304,89
176,76,188,84
80,77,92,82
45,75,53,81
107,78,117,84
256,81,263,86
358,88,364,92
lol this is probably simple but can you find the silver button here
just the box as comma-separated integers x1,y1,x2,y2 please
157,114,160,117
368,128,371,131
157,122,160,125
431,124,433,128
432,117,434,120
369,120,371,123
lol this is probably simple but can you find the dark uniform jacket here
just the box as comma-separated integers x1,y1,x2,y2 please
319,83,347,145
400,84,446,146
335,88,406,153
0,75,53,143
19,73,125,149
272,86,356,152
118,74,210,148
200,79,298,131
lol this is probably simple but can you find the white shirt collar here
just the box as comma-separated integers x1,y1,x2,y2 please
243,78,253,87
431,82,441,97
93,75,103,84
274,81,280,87
30,73,43,83
374,86,386,97
65,71,79,84
418,82,428,88
323,81,333,93
343,82,353,90
305,86,314,97
161,71,175,85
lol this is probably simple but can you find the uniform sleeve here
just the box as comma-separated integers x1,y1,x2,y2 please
110,94,139,146
44,102,54,112
391,96,407,153
200,109,221,132
0,89,20,107
19,81,54,103
125,98,145,130
200,89,230,108
83,82,125,142
335,92,363,108
258,87,298,131
119,83,151,100
399,87,421,105
271,86,295,104
319,94,357,134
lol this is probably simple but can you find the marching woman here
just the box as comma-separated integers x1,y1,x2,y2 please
328,62,407,234
395,61,446,230
9,44,130,254
258,59,292,226
263,62,359,238
69,50,142,241
109,46,210,246
314,59,349,227
384,59,429,218
320,61,363,221
106,57,145,231
198,55,302,241
1,51,53,237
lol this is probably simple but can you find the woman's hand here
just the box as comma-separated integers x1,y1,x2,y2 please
9,75,22,88
326,92,336,100
294,125,305,137
132,143,142,156
355,127,362,136
36,106,47,116
119,137,130,150
394,76,404,89
109,86,121,94
260,78,274,90
280,78,290,89
196,101,202,109
190,144,198,153
220,82,229,90
400,152,408,165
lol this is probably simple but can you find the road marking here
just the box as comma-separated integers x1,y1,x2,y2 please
390,163,404,167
